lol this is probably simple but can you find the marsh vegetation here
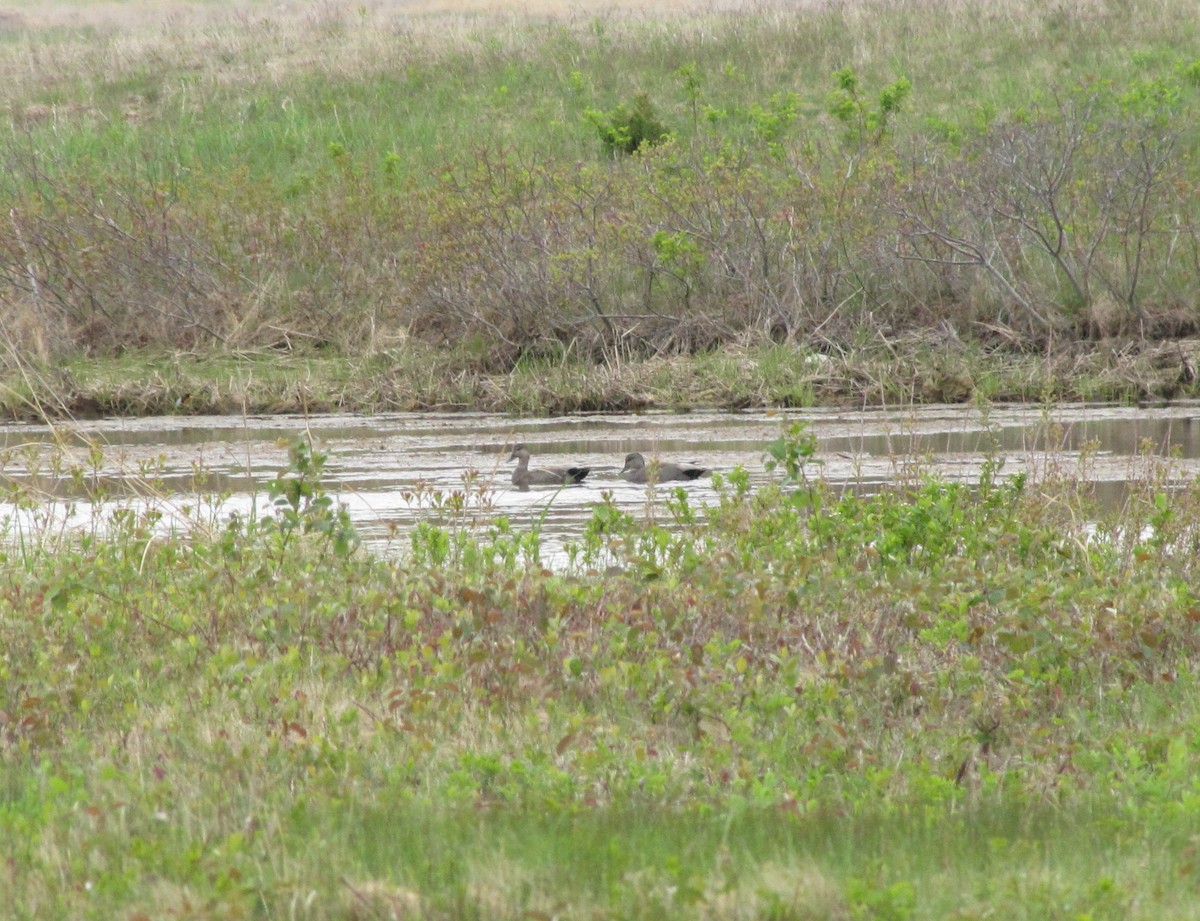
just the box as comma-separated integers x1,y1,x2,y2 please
4,1,1200,916
2,0,1200,412
4,423,1200,917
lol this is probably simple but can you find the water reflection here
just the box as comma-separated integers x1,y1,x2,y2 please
2,402,1199,557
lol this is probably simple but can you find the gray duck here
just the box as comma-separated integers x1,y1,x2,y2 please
619,452,708,484
508,444,591,488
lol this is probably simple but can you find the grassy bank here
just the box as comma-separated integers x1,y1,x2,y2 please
3,338,1199,420
3,432,1200,917
1,0,1199,391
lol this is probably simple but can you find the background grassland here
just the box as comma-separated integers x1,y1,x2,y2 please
4,434,1200,917
2,0,1200,413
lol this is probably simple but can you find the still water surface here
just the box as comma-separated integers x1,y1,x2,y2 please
3,403,1200,556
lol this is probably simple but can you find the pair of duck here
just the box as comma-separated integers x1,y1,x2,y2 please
508,444,708,487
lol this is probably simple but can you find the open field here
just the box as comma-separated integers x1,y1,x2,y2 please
4,429,1200,917
2,0,1200,411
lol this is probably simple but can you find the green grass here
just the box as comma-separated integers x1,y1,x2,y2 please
342,807,1194,919
13,791,1195,917
9,3,1198,189
4,429,1200,916
4,1,1194,186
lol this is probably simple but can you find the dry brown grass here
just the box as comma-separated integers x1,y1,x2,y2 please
0,0,752,107
0,0,1179,110
1,0,735,32
0,0,1177,109
0,0,1177,32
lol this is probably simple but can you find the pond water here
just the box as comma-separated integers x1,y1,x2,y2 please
3,402,1200,557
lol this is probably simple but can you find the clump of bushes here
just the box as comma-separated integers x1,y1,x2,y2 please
584,92,671,155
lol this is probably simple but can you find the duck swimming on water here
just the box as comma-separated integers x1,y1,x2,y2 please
508,444,591,488
619,452,708,484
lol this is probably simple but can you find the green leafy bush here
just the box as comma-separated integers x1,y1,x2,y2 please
585,92,671,155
